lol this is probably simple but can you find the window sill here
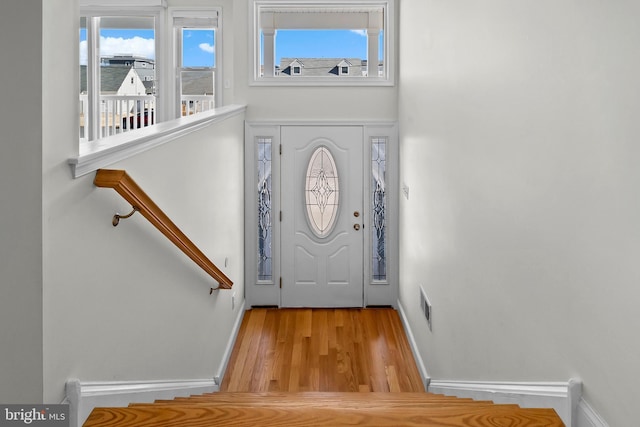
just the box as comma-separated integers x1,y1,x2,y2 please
69,104,246,178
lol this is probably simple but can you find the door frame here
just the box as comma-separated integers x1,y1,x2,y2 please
244,121,399,308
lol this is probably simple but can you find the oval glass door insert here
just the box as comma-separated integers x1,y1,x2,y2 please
305,146,340,237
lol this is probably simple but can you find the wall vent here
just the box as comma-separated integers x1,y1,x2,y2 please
419,286,432,331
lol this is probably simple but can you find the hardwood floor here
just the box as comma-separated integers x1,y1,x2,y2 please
84,307,567,426
220,308,425,393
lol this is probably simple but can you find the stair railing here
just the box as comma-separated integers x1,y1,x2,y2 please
94,169,233,291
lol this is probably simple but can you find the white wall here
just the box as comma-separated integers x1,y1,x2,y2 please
41,0,245,403
42,117,244,404
398,1,640,426
0,0,44,403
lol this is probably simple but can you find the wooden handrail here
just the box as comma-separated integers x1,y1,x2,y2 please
94,169,233,290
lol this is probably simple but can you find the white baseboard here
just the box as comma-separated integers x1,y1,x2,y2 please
65,300,246,427
396,299,430,390
215,299,246,384
429,379,582,427
65,378,218,427
575,397,610,427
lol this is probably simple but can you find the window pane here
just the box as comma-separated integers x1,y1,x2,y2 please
179,28,216,115
181,28,215,67
372,137,387,280
100,17,155,137
274,30,367,77
79,16,156,140
257,138,273,281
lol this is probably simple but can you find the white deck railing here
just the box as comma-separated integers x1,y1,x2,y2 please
80,95,156,141
181,95,215,117
80,95,215,142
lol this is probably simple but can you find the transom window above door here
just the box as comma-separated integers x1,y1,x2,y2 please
250,0,394,86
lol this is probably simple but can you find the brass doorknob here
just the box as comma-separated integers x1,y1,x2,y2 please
353,224,361,231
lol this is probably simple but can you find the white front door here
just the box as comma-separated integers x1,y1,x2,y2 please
280,126,364,307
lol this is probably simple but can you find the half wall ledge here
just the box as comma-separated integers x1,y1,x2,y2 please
69,104,247,178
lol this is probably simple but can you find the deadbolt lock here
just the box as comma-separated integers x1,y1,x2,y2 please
354,211,360,217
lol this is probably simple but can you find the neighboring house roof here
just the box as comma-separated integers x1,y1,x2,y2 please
79,66,135,94
279,58,364,77
80,65,212,96
181,70,214,96
80,66,156,95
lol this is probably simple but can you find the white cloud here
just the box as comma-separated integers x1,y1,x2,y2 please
199,43,215,54
79,36,154,66
100,36,155,59
351,29,367,37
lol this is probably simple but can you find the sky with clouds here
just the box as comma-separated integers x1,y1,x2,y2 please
81,28,381,67
79,28,215,67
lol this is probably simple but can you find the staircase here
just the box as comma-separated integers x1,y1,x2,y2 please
83,391,565,426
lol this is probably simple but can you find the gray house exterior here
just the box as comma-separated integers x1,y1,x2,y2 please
100,55,155,69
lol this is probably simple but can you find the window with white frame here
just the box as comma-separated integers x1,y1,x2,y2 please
79,12,159,141
171,11,220,118
251,0,393,86
79,3,221,143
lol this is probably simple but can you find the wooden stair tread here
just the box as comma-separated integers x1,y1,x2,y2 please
131,399,499,408
84,405,564,427
159,392,480,402
182,392,477,402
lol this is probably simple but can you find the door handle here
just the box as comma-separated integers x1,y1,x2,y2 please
353,224,361,231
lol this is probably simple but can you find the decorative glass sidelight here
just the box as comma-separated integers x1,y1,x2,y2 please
372,137,387,280
257,137,272,280
305,146,340,238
